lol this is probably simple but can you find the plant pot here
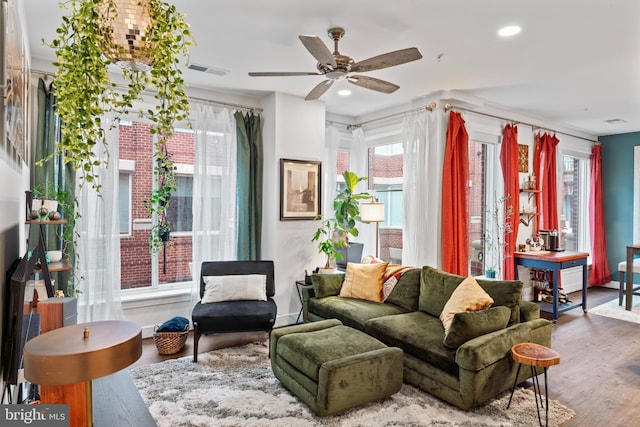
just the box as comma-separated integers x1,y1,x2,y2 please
160,231,171,242
318,267,338,274
336,242,364,269
485,270,496,279
32,199,59,216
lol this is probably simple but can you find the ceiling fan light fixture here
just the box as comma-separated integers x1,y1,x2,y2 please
498,25,521,37
338,89,352,97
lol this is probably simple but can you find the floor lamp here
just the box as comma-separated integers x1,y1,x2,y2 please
360,199,385,258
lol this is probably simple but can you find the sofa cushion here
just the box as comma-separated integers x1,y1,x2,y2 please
385,268,421,312
419,266,464,317
440,276,494,335
476,278,523,325
419,266,523,325
308,296,407,330
365,311,458,377
311,273,345,298
339,262,388,302
443,306,511,349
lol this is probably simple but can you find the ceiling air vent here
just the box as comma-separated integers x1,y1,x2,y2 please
604,118,627,124
187,63,228,76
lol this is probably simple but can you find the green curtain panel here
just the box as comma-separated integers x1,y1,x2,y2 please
235,111,263,260
32,78,76,295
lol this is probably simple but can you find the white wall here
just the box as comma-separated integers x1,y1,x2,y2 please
261,93,327,326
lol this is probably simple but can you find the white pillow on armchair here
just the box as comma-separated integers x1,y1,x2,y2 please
202,274,267,303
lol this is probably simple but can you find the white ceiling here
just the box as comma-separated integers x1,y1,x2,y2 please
22,0,640,136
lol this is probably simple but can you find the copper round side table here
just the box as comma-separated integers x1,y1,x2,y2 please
507,342,560,427
23,320,142,427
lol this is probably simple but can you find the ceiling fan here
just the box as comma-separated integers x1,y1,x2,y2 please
248,27,423,100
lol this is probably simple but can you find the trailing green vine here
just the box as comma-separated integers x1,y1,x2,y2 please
42,0,193,254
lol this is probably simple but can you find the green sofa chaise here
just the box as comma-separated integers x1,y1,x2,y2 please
301,265,552,410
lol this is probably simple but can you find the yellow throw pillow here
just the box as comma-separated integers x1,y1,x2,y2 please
339,262,389,303
440,276,494,335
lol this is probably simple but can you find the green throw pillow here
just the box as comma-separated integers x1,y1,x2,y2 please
418,266,523,325
443,306,511,349
385,268,421,311
476,278,523,325
311,273,345,298
418,266,464,317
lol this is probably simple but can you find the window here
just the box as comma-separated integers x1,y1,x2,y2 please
167,174,193,233
118,172,131,235
118,120,195,290
368,142,403,262
467,135,500,277
561,155,590,253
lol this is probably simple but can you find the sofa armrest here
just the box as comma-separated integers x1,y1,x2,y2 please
519,300,541,322
455,322,535,371
301,286,316,323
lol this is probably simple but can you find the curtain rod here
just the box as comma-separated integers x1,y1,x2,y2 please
346,102,437,130
31,69,262,114
443,103,600,144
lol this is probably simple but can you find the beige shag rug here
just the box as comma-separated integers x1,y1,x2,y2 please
129,342,575,427
590,294,640,324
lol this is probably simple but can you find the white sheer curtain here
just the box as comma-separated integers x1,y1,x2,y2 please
323,125,340,219
191,105,237,302
402,110,442,267
76,113,124,322
350,127,376,256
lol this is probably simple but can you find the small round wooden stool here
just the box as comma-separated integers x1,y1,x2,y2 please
507,342,560,427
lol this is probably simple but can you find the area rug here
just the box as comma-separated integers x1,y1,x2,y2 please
129,342,575,427
590,294,640,324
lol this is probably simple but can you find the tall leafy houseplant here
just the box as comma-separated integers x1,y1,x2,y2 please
333,171,370,242
311,171,370,269
43,0,193,254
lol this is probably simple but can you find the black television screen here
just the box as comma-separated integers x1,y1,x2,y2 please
2,254,41,386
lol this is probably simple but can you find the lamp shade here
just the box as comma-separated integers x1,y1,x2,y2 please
360,202,385,223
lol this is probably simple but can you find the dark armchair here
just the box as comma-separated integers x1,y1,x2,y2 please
191,260,278,362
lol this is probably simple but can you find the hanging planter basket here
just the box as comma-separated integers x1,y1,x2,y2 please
97,0,154,71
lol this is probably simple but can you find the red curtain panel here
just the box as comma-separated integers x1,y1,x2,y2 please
533,132,559,231
588,144,612,285
442,111,469,275
499,124,520,280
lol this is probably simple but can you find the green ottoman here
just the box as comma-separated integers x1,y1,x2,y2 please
270,319,403,416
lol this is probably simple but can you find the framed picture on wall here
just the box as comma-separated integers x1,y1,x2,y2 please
280,159,321,220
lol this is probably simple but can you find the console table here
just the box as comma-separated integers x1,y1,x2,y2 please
514,251,588,322
23,320,142,427
625,244,640,311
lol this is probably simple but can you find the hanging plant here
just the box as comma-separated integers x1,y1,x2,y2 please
41,0,193,253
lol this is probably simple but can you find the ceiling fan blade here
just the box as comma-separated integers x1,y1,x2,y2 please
299,35,337,68
351,47,423,73
248,71,322,77
305,80,334,100
348,75,400,94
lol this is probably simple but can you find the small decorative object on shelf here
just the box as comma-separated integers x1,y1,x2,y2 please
524,174,536,190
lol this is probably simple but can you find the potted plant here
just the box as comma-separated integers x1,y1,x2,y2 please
311,217,346,273
41,0,192,253
333,171,371,267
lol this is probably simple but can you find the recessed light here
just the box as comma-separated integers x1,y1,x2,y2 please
498,25,521,37
338,89,352,97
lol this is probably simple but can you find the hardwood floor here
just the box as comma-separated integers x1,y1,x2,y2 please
135,287,638,426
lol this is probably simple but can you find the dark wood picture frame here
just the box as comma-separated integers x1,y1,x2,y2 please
280,159,321,220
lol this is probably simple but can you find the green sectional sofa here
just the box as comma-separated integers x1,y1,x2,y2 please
301,265,552,410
